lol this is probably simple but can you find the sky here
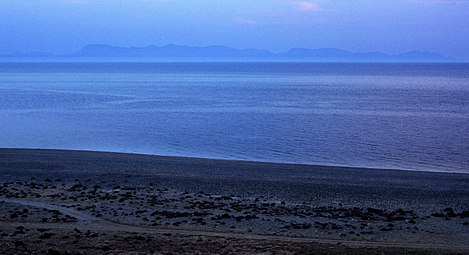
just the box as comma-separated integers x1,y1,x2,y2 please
1,0,468,59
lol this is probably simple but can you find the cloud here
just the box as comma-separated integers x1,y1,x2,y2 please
231,0,329,27
295,1,321,12
413,0,469,4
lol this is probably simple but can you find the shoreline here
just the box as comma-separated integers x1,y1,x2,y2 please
2,148,468,176
1,148,468,254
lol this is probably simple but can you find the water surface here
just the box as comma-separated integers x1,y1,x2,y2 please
1,63,468,173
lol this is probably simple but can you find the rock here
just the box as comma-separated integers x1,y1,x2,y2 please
47,249,61,255
461,211,469,218
39,233,55,239
408,219,417,224
14,240,25,248
431,213,445,217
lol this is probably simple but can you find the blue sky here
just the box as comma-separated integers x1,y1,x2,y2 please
1,0,468,59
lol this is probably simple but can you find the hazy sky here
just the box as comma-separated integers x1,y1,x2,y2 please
1,0,468,59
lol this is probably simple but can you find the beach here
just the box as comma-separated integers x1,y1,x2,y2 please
0,148,468,254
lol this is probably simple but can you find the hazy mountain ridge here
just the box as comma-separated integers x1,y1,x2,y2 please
0,44,457,62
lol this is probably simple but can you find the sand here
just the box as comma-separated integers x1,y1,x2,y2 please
0,148,468,254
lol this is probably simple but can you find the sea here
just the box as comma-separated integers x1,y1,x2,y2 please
1,62,468,173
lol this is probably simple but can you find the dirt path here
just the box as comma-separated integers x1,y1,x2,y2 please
1,198,468,252
0,198,99,224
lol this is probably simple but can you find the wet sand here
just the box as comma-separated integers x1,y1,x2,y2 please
0,148,468,254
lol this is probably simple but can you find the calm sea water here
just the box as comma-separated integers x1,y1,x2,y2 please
1,63,469,173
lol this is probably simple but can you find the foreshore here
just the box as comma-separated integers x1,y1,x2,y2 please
0,148,468,254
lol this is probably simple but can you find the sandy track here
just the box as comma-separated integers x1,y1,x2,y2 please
0,198,98,224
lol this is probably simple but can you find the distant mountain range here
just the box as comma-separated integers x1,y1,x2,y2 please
0,44,457,62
